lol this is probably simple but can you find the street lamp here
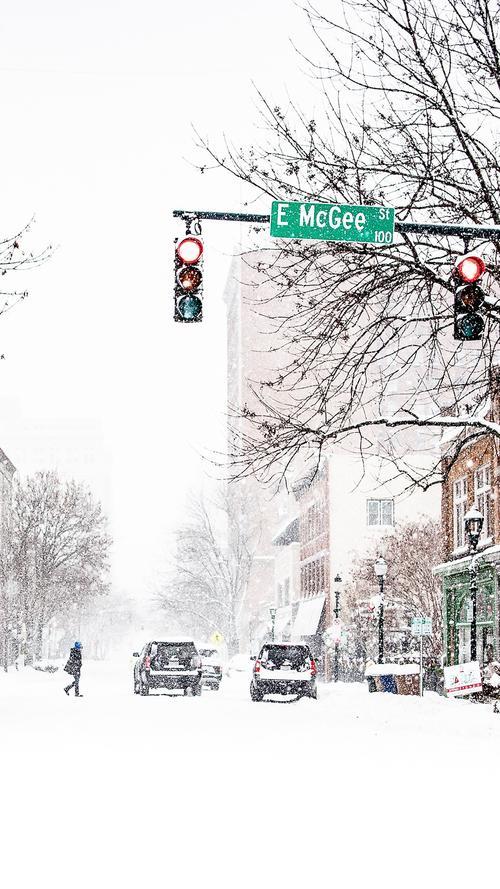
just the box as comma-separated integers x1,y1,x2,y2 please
333,573,342,682
374,557,388,664
464,506,484,662
269,607,277,643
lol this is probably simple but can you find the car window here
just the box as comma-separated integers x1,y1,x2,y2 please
199,648,218,658
260,645,309,668
150,642,197,668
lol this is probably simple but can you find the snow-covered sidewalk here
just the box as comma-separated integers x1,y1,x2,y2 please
1,659,498,889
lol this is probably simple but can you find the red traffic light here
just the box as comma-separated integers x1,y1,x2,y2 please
455,254,485,283
176,236,203,265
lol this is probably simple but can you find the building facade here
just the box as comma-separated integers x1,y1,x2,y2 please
435,384,500,666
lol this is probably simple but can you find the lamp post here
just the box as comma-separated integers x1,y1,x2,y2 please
464,506,484,662
333,573,342,682
269,607,277,643
374,557,388,664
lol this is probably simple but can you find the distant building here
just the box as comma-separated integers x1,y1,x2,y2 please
290,453,439,676
224,250,440,661
224,254,278,649
0,446,15,543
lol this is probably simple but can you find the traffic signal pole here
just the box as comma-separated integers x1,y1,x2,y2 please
173,209,500,241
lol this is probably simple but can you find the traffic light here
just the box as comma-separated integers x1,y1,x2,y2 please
453,253,486,341
174,235,204,322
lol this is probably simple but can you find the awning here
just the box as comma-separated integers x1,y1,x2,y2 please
274,604,293,635
292,595,325,637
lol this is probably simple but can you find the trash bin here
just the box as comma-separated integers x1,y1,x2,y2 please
396,674,420,695
380,674,398,693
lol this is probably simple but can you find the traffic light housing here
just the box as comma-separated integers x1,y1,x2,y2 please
453,254,486,341
174,235,204,322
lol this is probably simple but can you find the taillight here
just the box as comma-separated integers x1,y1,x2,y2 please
310,658,317,677
143,655,151,670
254,660,261,673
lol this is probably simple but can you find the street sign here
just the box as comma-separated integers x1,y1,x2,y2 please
444,661,482,697
270,200,395,245
411,616,432,637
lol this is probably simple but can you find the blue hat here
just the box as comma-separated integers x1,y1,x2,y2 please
74,641,82,650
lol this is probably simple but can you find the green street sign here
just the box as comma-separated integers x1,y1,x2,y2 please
270,200,395,245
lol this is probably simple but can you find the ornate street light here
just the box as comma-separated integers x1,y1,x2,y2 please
464,506,484,662
374,557,388,664
333,573,342,682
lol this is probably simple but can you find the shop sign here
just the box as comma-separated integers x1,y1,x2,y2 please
444,661,482,697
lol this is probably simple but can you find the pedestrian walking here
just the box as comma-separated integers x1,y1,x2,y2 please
63,641,83,697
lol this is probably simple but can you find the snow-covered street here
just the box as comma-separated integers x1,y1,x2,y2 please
1,659,499,888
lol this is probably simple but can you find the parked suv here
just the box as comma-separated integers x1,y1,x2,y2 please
197,645,223,690
133,640,203,696
250,643,318,701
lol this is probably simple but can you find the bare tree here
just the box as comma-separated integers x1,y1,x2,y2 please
158,486,260,654
0,218,52,353
200,0,500,489
344,518,445,663
8,471,111,664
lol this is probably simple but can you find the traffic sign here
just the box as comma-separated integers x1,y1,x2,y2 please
211,631,224,645
270,200,395,245
411,616,432,637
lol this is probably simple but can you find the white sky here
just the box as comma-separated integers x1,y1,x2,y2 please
0,0,311,598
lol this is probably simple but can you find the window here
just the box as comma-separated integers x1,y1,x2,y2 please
366,499,394,526
475,465,491,541
453,477,467,549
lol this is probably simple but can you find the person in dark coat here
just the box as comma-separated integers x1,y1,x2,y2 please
64,641,83,696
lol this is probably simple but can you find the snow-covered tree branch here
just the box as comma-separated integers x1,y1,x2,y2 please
199,0,500,489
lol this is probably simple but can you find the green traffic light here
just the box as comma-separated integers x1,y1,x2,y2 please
178,294,202,321
456,313,484,340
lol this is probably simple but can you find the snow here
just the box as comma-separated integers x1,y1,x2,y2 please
365,662,420,676
1,656,500,888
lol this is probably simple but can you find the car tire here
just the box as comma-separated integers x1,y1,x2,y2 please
140,682,149,696
309,685,318,700
193,682,202,697
133,679,140,694
250,684,263,702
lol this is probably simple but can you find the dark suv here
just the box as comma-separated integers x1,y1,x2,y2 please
250,643,318,701
133,640,203,696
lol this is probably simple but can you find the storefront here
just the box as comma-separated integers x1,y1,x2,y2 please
435,549,500,666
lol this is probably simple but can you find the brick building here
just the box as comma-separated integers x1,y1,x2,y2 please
435,379,500,666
